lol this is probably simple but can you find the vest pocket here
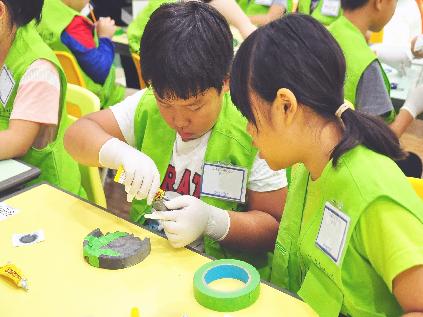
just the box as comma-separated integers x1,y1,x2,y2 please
271,240,292,288
298,264,343,317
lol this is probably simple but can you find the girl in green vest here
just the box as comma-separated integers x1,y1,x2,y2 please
230,14,423,316
0,0,84,196
65,1,287,280
36,0,125,108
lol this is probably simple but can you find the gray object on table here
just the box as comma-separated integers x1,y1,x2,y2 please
0,160,41,198
83,228,151,270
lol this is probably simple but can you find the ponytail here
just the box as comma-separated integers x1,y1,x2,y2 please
332,108,406,165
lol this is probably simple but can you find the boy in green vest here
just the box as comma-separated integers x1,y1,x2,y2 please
0,0,85,197
329,0,423,137
36,0,125,108
65,1,287,279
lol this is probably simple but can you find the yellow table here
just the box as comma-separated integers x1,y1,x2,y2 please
0,184,317,317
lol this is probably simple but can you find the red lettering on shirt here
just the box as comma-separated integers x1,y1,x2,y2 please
161,164,176,191
176,169,191,195
161,165,202,197
192,172,202,198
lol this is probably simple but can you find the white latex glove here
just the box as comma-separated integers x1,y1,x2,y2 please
99,138,160,203
411,34,423,59
401,85,423,118
145,195,230,248
372,44,412,76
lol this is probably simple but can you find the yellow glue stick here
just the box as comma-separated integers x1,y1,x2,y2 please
114,166,165,204
114,165,126,184
130,307,140,317
0,263,28,291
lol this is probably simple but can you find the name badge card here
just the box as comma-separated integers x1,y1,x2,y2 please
0,65,15,107
201,163,248,203
316,202,350,264
321,0,340,17
255,0,273,6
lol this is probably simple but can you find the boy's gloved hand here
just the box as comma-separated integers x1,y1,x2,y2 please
401,85,423,118
99,138,160,203
146,195,230,248
372,44,412,76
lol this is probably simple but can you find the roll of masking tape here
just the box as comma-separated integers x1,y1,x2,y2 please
193,259,260,312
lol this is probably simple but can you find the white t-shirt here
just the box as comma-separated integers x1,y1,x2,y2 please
111,90,287,197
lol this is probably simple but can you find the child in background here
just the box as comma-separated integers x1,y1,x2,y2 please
127,0,256,54
329,0,423,137
36,0,125,108
0,0,85,196
65,2,287,280
230,14,423,316
296,0,341,25
237,0,289,26
127,0,169,54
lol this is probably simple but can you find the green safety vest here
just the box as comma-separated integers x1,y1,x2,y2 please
0,24,85,197
329,16,392,117
271,145,423,316
297,0,341,26
127,0,174,54
130,88,273,279
36,0,125,108
237,0,293,16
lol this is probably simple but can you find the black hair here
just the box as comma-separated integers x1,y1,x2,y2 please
341,0,369,10
1,0,44,27
140,1,233,100
230,14,404,165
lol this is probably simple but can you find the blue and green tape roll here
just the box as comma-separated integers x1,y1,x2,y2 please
193,259,260,312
